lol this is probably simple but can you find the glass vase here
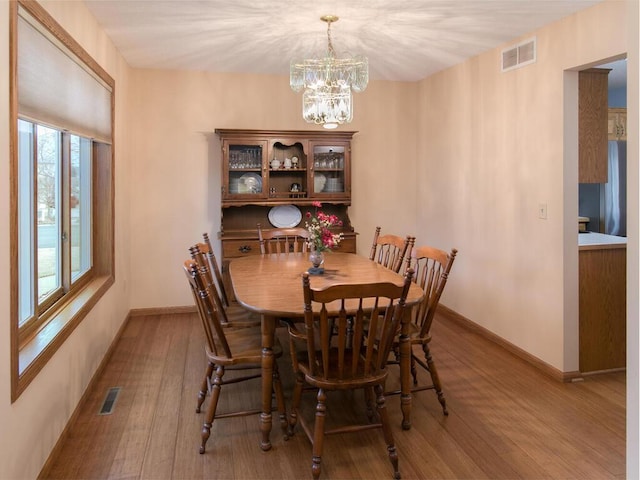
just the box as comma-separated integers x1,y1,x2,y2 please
308,250,325,275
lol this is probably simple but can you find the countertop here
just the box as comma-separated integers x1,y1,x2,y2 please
579,232,627,250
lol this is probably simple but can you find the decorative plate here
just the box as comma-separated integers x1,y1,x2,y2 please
238,173,262,194
268,205,302,228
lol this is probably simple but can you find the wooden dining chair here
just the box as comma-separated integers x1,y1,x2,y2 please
287,269,414,480
188,243,262,412
257,223,310,254
369,226,415,273
183,258,288,454
387,245,457,420
202,232,230,308
189,242,260,328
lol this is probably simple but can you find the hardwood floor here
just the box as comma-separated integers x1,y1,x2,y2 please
40,312,626,479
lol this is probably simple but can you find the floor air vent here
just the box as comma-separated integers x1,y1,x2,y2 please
99,387,121,415
502,37,536,72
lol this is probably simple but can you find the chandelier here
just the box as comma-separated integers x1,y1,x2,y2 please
290,15,368,129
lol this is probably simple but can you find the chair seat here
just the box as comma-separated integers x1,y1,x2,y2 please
208,326,283,365
405,323,432,345
297,348,388,390
222,303,261,328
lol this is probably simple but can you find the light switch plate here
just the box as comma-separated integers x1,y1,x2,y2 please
538,203,548,219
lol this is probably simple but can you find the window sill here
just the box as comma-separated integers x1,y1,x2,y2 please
16,274,114,398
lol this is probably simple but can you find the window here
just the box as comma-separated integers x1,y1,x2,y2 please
10,0,115,401
17,121,94,343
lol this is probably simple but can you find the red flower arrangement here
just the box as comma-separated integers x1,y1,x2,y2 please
305,201,343,252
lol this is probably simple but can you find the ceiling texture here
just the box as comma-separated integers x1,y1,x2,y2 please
84,0,607,83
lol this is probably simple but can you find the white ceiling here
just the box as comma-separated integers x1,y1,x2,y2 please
84,0,607,83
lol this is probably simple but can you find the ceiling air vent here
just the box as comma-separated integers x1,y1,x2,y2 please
501,37,536,72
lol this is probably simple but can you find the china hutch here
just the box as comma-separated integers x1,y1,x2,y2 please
215,129,358,289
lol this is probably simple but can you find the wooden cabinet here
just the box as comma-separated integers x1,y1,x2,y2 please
579,68,610,183
215,129,358,293
220,137,268,201
218,129,354,205
608,108,627,141
579,246,626,372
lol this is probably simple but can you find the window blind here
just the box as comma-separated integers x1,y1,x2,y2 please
17,7,112,143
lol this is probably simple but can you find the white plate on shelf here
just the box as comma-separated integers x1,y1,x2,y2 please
268,205,302,228
238,173,262,193
314,173,326,193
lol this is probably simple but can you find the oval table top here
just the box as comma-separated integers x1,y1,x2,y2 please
229,252,424,317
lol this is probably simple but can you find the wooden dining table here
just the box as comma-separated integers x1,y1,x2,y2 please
228,251,425,451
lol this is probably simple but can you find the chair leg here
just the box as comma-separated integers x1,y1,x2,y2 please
272,361,289,439
311,388,327,480
410,355,418,386
364,386,376,422
196,361,214,413
288,371,304,436
423,344,448,415
374,384,400,480
398,334,412,431
200,364,224,454
393,344,400,362
346,316,354,346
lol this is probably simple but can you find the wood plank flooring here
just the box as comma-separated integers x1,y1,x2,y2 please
40,312,626,479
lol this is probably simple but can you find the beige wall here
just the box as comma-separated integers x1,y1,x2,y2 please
417,0,627,372
0,1,133,478
0,0,636,478
127,71,419,308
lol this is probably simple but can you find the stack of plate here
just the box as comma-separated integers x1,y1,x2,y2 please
239,173,262,193
228,173,263,194
229,178,240,194
324,177,344,192
314,173,326,193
